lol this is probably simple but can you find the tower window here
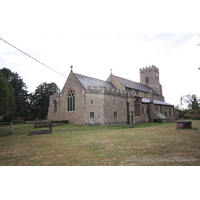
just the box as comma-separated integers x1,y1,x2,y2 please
91,100,93,104
146,77,149,83
114,112,117,119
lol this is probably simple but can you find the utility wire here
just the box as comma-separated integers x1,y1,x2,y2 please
0,38,67,78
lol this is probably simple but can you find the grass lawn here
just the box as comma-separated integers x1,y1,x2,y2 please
0,121,200,166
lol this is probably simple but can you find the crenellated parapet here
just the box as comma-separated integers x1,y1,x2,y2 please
140,65,159,73
86,86,134,97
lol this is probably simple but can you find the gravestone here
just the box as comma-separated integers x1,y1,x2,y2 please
28,122,52,136
176,121,192,129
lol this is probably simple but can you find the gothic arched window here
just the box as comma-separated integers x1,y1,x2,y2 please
134,99,141,116
53,100,57,113
67,89,75,112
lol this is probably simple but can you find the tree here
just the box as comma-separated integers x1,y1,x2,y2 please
30,82,60,119
0,70,16,121
180,94,200,110
0,68,29,118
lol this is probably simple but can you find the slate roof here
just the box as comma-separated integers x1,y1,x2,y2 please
74,73,116,89
114,75,158,95
142,98,174,106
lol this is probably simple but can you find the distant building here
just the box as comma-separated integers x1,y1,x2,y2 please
48,65,177,125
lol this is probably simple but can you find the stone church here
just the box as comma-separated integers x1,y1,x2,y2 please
47,65,177,125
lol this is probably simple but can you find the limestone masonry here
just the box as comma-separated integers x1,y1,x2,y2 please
48,66,177,125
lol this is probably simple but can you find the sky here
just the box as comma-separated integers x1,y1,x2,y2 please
0,0,200,109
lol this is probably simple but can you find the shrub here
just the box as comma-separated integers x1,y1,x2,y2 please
154,119,162,123
178,113,184,119
188,109,196,114
183,115,190,119
191,116,200,120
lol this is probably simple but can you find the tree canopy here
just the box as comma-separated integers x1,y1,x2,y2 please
1,67,60,121
0,70,16,120
0,68,29,118
30,82,60,119
180,94,200,110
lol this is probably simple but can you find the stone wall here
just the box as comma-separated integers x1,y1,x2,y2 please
106,74,125,91
140,65,164,101
84,92,104,125
48,71,85,124
140,65,159,85
104,93,128,125
84,86,134,125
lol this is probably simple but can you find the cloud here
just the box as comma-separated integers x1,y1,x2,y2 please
1,33,200,106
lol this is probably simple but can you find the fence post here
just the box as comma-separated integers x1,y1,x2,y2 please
49,122,52,133
9,122,13,133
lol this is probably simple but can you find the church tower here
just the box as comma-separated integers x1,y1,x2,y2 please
140,65,164,101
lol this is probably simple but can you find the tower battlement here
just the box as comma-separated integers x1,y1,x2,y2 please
140,65,164,100
140,65,159,73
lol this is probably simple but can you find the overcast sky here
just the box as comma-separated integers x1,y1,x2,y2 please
1,0,200,108
1,0,200,196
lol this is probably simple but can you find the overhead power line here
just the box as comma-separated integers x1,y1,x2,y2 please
0,38,67,78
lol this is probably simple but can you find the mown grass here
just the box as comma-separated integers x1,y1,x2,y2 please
0,121,200,166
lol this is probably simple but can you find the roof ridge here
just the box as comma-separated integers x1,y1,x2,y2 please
114,74,139,84
74,73,108,83
114,74,150,87
74,72,117,90
113,74,158,94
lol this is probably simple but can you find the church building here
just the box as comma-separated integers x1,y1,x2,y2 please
47,65,177,125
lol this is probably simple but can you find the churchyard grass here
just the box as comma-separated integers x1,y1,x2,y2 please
0,121,200,166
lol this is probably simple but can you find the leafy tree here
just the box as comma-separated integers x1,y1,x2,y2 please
30,82,60,119
0,68,29,118
0,70,16,121
180,94,200,110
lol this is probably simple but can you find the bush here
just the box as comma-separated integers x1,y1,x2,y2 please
183,115,190,119
191,116,200,120
188,109,196,114
52,120,69,124
178,113,184,119
154,119,162,123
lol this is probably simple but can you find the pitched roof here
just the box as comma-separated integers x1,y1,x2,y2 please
74,73,116,89
142,98,174,106
113,75,158,95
